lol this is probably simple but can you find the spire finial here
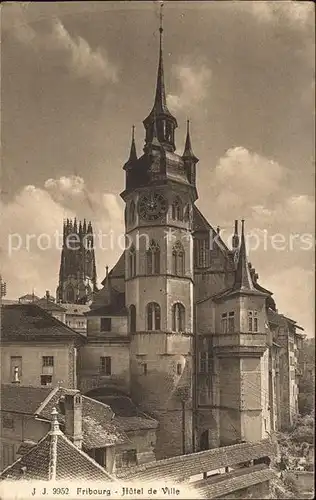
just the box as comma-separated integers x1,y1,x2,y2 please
50,407,62,435
159,1,164,37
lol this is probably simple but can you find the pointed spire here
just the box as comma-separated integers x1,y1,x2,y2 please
143,2,177,151
232,219,254,291
183,120,199,162
232,219,240,250
73,218,78,233
83,219,87,235
130,125,137,161
78,220,83,236
124,126,138,170
153,2,168,115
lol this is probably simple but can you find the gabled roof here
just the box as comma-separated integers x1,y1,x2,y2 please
18,294,40,302
1,304,85,342
107,252,125,280
116,439,276,481
0,409,115,482
85,296,127,317
34,299,66,312
1,385,128,449
193,206,229,253
62,304,91,315
1,385,54,415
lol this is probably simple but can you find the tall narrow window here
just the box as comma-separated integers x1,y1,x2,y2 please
129,200,136,224
146,240,160,275
196,239,208,268
147,302,161,330
172,241,185,276
221,313,228,333
129,245,136,278
228,312,235,333
66,285,75,303
171,197,183,221
199,352,207,373
100,356,111,375
129,304,136,333
172,303,185,332
248,311,258,333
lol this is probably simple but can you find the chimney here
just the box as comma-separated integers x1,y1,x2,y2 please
12,366,20,384
105,265,109,278
216,226,220,235
46,290,50,304
64,392,83,449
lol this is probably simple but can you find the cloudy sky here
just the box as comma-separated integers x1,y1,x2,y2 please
1,1,314,335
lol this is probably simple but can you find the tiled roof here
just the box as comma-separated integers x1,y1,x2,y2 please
18,294,40,302
1,304,85,341
0,424,115,481
193,464,277,499
62,304,91,315
38,389,128,449
1,385,128,449
116,439,277,481
84,395,158,433
85,297,127,317
34,299,66,312
1,385,55,415
115,416,158,432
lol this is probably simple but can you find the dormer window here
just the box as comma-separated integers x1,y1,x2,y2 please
248,311,258,333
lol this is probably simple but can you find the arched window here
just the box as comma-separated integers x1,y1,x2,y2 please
129,304,136,333
172,241,185,276
129,201,136,224
147,302,161,331
171,197,183,221
172,303,185,332
146,240,160,275
128,245,136,278
66,286,75,303
195,238,208,268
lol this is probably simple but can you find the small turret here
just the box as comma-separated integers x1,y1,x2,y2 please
232,220,239,250
182,120,199,187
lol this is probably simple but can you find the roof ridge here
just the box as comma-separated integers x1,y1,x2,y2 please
82,395,113,413
58,432,117,481
36,386,60,415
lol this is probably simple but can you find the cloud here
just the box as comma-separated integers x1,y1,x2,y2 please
240,1,314,29
196,146,315,334
49,19,118,85
3,5,118,85
167,64,211,113
262,267,315,336
0,176,124,299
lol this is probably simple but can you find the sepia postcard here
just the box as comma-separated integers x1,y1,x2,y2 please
0,1,315,499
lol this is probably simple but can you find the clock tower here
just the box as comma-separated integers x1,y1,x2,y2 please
120,11,198,459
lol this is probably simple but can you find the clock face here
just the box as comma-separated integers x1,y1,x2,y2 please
138,192,168,221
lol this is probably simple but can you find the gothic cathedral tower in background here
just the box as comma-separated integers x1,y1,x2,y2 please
56,218,97,304
120,12,199,459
